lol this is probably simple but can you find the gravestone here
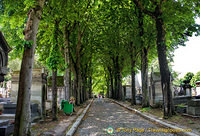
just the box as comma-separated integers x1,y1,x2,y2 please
46,76,65,109
149,72,174,107
3,103,16,114
0,120,14,136
123,75,141,100
183,80,192,96
196,81,200,96
11,69,47,117
149,72,163,107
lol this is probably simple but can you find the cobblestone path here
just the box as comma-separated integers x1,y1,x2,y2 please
74,99,177,136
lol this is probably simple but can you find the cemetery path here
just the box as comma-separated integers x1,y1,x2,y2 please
74,98,177,136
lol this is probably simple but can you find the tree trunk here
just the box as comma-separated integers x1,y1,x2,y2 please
141,48,149,107
114,56,120,99
108,66,114,98
75,24,82,105
73,72,78,105
155,6,174,118
138,7,149,107
107,80,110,98
64,26,71,101
52,69,58,121
41,82,46,120
14,1,45,136
88,75,92,98
118,71,122,100
114,72,118,99
131,52,136,105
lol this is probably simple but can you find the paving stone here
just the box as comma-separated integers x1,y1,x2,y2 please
74,99,177,136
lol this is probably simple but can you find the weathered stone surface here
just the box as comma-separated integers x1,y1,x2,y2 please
187,106,200,116
3,103,16,114
173,96,192,105
0,124,14,136
188,99,200,107
175,106,187,113
11,69,47,116
0,120,9,127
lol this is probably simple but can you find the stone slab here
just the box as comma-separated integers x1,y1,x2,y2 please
0,124,14,136
0,120,9,127
0,114,15,120
188,99,200,107
187,106,200,116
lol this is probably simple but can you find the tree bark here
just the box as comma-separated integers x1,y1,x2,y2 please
64,26,71,101
14,1,45,136
155,5,174,118
41,81,46,120
108,66,114,98
73,72,78,105
88,75,92,98
75,24,84,105
52,69,58,121
131,50,136,105
141,48,149,107
137,7,149,107
118,71,122,100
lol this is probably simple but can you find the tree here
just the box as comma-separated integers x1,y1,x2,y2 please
190,71,200,87
13,0,45,135
132,0,199,118
184,72,194,82
46,19,63,121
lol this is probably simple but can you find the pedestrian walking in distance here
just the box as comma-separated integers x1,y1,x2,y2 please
98,94,101,102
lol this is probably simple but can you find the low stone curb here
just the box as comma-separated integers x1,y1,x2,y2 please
111,99,199,136
65,99,93,136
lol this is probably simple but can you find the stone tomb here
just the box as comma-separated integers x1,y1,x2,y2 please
149,72,163,107
187,99,200,116
196,81,200,96
0,120,14,136
149,72,174,107
11,69,47,116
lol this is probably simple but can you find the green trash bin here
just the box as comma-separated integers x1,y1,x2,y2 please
61,100,73,115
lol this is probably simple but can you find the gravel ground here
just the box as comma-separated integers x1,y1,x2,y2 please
74,99,177,136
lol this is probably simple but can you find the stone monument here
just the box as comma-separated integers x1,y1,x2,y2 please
183,80,192,96
11,68,47,117
196,81,200,96
149,72,174,107
0,31,11,82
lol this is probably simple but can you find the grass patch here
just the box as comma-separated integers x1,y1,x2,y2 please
188,120,195,124
176,104,186,108
140,107,151,112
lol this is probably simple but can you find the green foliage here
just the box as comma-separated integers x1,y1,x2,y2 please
1,0,200,106
46,47,64,71
47,76,64,87
176,104,186,108
173,78,185,87
184,72,194,81
190,71,200,87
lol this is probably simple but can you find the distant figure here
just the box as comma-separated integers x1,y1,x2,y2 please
98,94,101,101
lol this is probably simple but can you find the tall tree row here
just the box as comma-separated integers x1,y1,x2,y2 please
0,1,200,134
